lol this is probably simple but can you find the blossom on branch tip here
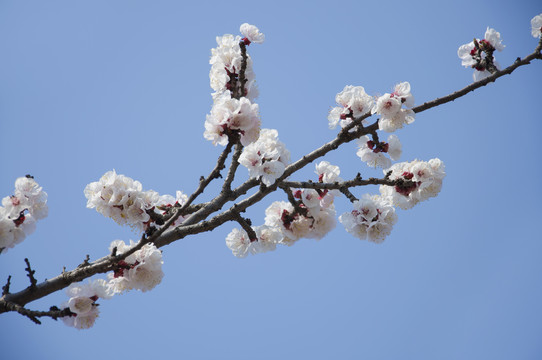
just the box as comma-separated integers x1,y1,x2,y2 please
84,170,186,231
532,14,542,38
0,176,48,253
240,23,265,44
458,28,504,81
210,31,259,100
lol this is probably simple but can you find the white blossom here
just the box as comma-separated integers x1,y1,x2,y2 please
356,134,402,169
458,28,504,81
107,240,164,294
531,14,542,38
240,23,265,44
209,30,259,101
84,170,186,231
225,225,280,258
379,158,446,209
484,27,505,51
0,176,48,253
239,128,290,186
60,279,112,330
61,302,99,330
372,83,415,132
339,194,397,243
204,94,260,146
328,85,373,129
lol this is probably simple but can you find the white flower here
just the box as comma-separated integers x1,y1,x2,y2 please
373,84,415,132
84,171,185,231
379,158,446,209
61,279,111,330
226,228,255,258
107,240,164,294
0,176,48,253
373,94,402,118
301,189,321,210
484,27,505,51
240,23,265,44
265,201,309,245
61,302,99,330
378,108,415,132
457,41,478,67
261,161,286,186
531,14,542,38
239,128,290,185
357,134,402,169
328,85,373,129
209,32,259,100
391,82,415,108
306,205,336,240
204,94,260,146
315,161,341,183
458,28,504,81
339,194,397,243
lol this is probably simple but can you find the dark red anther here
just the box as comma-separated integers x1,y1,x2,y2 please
281,209,293,230
13,211,26,226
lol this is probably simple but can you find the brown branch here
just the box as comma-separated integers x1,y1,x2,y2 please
24,258,37,289
231,211,257,241
2,276,11,296
2,38,540,319
1,301,72,324
222,136,244,194
412,40,542,115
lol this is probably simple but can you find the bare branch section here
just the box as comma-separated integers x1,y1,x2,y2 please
1,39,540,321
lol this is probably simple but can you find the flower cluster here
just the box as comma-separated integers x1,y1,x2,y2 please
0,176,48,253
225,161,340,257
372,82,415,132
225,225,281,258
84,170,187,231
379,158,446,210
357,134,402,169
238,128,290,186
60,239,164,329
204,93,261,146
60,279,112,330
458,27,505,81
339,194,398,244
107,240,164,294
328,85,374,129
205,24,264,146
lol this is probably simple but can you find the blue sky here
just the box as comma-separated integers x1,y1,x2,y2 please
1,1,541,359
